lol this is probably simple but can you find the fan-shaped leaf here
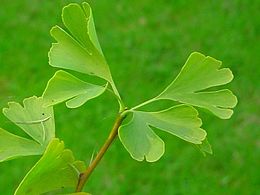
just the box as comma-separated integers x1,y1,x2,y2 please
43,70,107,108
156,52,238,119
119,114,164,162
0,96,55,162
15,139,86,195
49,2,112,82
62,2,103,56
3,96,55,145
119,105,206,162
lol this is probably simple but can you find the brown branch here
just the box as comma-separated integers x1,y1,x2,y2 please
76,112,127,192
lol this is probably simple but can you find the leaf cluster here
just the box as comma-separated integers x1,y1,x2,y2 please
0,2,237,194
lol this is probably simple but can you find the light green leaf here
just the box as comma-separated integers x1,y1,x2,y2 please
3,96,55,146
0,128,44,162
82,3,103,56
197,138,213,156
156,52,238,119
49,2,112,82
119,114,165,162
15,139,86,195
43,70,107,108
0,96,55,162
119,105,206,162
62,2,103,56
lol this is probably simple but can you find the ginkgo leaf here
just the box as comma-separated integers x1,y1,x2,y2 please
15,139,86,195
0,96,55,162
119,105,206,162
119,114,165,162
3,96,55,146
62,2,103,56
49,2,113,82
43,70,107,108
156,52,238,119
0,128,44,162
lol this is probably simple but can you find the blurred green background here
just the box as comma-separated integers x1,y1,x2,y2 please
0,0,259,194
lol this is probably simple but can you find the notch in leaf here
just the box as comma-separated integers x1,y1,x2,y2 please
14,139,86,195
119,105,206,162
155,52,238,119
0,96,55,162
42,70,107,108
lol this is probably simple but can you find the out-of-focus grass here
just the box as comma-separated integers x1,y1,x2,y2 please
0,0,259,194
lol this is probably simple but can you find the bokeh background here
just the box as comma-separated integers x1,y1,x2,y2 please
0,0,259,194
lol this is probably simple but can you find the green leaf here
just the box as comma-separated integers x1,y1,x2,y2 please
49,2,112,82
0,96,55,162
15,139,86,195
43,70,107,108
119,114,165,162
62,2,103,56
0,128,44,162
156,52,238,119
197,138,213,156
119,105,206,162
3,96,55,145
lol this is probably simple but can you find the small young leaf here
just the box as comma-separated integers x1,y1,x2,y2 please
15,139,86,195
197,138,213,156
156,52,238,119
3,96,55,145
49,2,112,82
119,105,206,162
43,70,107,108
0,128,44,162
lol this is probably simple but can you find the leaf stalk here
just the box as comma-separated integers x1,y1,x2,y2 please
130,97,158,111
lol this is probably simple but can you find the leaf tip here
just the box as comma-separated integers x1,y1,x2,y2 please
2,107,7,114
229,68,234,80
65,102,79,109
229,90,238,108
49,25,60,38
190,51,205,58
